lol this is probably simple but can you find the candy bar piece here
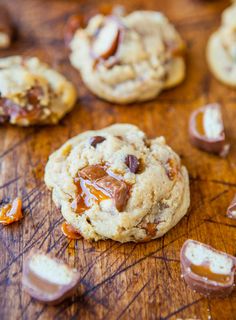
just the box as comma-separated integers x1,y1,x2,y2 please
0,5,13,49
227,194,236,219
189,103,230,156
22,251,80,305
92,18,121,60
180,239,236,297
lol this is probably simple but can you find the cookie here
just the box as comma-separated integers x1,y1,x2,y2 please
207,3,236,87
45,124,190,243
69,11,186,104
0,56,77,126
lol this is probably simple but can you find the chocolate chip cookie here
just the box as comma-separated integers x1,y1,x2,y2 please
45,124,190,242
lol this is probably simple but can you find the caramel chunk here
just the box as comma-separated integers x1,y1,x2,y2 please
22,250,80,305
61,222,82,240
227,195,236,219
165,158,179,180
0,197,23,225
73,165,129,213
0,5,13,49
180,239,236,297
189,103,230,156
125,155,140,174
89,136,106,148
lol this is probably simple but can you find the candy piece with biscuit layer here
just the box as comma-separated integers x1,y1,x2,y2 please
22,251,80,305
180,239,236,297
189,103,230,156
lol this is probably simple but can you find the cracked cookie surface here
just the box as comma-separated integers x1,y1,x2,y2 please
0,56,77,126
45,124,190,242
69,11,185,104
207,3,236,87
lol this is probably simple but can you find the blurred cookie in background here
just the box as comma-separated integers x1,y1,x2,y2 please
0,56,77,126
207,2,236,87
67,10,186,104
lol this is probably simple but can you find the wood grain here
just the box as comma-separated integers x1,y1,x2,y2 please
0,0,236,319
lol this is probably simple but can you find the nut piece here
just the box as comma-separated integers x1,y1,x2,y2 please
227,194,236,219
0,5,13,49
180,239,236,297
189,103,230,156
92,18,121,60
0,197,23,225
22,250,80,305
89,136,106,148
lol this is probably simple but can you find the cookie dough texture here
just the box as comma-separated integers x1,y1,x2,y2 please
45,124,190,243
0,56,77,126
207,3,236,86
69,11,186,104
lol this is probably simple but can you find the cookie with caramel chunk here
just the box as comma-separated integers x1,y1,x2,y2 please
45,124,190,242
0,56,77,126
69,11,185,104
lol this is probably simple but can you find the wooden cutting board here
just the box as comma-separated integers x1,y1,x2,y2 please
0,0,235,319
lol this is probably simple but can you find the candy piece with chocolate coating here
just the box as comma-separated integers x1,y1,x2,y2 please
227,194,236,219
0,5,13,49
22,250,80,305
180,239,236,297
92,18,122,60
189,103,230,156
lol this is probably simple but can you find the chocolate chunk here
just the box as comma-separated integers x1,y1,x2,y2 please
89,136,106,148
22,250,80,305
227,195,236,219
64,14,84,46
180,239,236,297
125,155,139,173
61,221,82,240
79,165,106,181
0,5,13,49
75,165,129,212
189,103,230,156
96,176,129,211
